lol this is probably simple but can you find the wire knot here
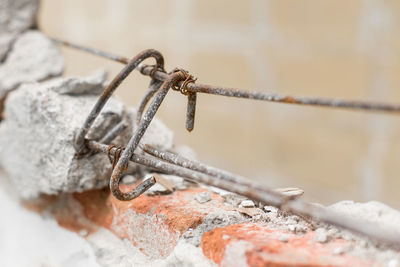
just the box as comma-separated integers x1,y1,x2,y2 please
171,68,197,95
108,144,125,169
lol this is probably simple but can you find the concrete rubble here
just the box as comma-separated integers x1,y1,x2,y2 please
2,166,400,266
0,30,64,100
0,0,39,61
0,70,175,198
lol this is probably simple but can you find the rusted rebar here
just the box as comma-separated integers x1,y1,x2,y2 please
186,92,197,132
50,38,130,64
99,121,128,144
87,140,400,248
52,37,400,114
50,37,400,248
142,144,271,193
136,79,163,126
110,70,187,200
73,49,165,154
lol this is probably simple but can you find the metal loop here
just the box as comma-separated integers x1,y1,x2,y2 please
74,49,165,155
110,71,186,201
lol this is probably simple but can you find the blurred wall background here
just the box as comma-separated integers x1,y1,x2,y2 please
39,0,400,208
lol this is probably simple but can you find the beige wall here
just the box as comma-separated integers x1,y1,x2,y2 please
39,0,400,208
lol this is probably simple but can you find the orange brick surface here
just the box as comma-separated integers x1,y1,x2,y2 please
31,183,389,266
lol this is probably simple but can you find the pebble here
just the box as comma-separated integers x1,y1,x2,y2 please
288,225,296,232
333,245,352,255
315,228,329,243
222,235,231,240
223,193,246,206
79,229,88,237
240,200,255,208
288,224,307,233
194,192,212,204
279,235,289,243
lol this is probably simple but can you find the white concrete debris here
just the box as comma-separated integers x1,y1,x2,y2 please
328,200,400,235
239,200,255,208
182,211,248,246
0,0,39,61
0,171,215,267
194,191,212,204
0,71,175,198
50,69,107,95
0,174,100,267
0,30,64,99
89,229,216,267
315,227,329,243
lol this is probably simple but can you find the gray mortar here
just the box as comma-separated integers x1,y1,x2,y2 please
182,211,249,246
0,71,175,198
0,30,64,99
0,0,39,61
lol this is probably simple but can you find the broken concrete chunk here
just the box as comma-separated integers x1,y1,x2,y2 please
0,31,64,99
146,174,175,195
0,73,125,198
0,0,39,61
239,200,255,208
0,69,175,198
315,228,329,243
50,69,108,95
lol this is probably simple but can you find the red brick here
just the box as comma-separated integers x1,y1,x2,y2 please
201,223,371,266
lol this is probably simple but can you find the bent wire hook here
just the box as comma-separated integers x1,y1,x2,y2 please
109,70,188,200
74,49,166,201
53,38,400,247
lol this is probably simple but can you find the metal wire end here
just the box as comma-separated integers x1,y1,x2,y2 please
110,71,186,201
186,92,197,132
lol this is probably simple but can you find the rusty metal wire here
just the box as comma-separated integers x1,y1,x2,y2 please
51,37,400,248
110,70,186,200
87,140,400,248
73,48,165,155
99,121,128,144
52,37,400,114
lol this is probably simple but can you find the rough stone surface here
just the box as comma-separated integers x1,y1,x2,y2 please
50,69,106,95
0,72,175,198
201,223,371,266
3,168,399,267
0,0,39,61
0,171,215,267
0,30,64,99
328,200,400,235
